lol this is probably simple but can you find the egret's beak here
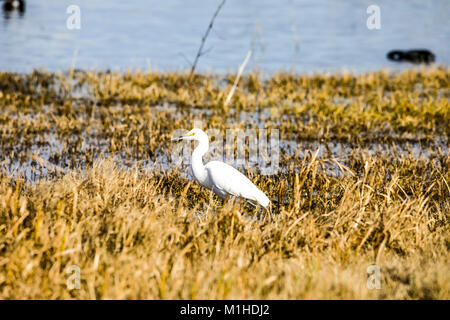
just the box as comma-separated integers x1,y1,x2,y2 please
170,135,187,142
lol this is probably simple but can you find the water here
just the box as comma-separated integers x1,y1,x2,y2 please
1,102,447,183
1,0,449,74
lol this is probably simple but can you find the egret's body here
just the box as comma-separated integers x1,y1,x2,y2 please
172,129,270,208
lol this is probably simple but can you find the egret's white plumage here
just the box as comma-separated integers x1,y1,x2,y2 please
171,128,270,208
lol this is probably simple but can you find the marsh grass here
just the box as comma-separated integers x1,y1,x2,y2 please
0,67,448,299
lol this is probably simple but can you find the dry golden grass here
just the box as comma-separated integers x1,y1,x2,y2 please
0,67,449,299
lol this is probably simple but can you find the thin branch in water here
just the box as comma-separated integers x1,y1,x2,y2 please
179,53,193,66
189,0,226,79
201,45,215,57
224,50,252,106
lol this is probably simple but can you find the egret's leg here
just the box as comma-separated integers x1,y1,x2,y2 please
260,204,274,223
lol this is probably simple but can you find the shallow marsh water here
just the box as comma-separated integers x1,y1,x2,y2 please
1,103,447,182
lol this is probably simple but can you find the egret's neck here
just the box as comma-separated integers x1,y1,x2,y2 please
191,139,209,186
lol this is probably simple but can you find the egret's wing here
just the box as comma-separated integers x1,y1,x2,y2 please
205,161,270,207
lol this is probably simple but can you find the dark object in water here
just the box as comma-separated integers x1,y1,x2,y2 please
387,49,435,64
2,0,25,13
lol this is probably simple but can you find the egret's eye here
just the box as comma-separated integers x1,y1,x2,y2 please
190,133,195,136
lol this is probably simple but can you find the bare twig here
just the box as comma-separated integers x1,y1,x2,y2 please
189,0,226,79
224,50,252,106
69,48,78,79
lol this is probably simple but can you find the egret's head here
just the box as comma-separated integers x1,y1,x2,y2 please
171,128,208,143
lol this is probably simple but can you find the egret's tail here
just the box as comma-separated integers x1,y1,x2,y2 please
255,189,270,208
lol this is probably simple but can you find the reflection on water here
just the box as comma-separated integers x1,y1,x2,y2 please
0,0,449,73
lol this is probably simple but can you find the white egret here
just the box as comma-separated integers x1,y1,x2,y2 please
171,128,270,209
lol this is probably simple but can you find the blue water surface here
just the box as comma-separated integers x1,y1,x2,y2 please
0,0,449,73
